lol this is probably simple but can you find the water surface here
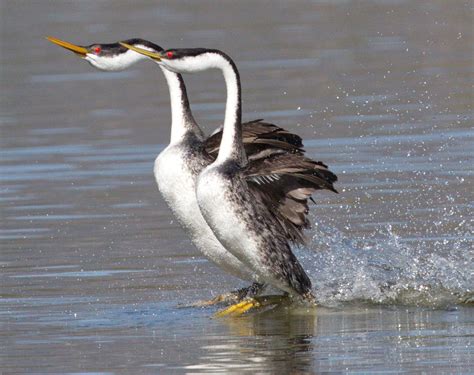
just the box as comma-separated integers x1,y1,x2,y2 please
1,0,473,373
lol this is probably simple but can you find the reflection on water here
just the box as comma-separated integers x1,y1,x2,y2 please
3,298,472,373
1,0,473,372
187,309,317,373
197,307,473,373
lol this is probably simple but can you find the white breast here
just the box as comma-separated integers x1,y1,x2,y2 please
154,145,253,281
196,167,263,274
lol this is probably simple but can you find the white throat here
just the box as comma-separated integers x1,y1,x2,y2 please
85,49,146,71
162,52,245,164
217,56,243,164
158,65,200,143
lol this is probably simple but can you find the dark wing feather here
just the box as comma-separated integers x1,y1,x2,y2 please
205,119,304,159
205,118,338,245
244,153,338,245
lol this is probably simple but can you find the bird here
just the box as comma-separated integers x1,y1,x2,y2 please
47,37,336,309
120,44,338,315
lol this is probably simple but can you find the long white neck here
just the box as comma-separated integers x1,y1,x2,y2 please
215,54,246,165
160,50,246,164
158,66,202,144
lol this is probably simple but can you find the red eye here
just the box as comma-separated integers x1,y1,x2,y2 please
166,51,174,58
94,46,101,54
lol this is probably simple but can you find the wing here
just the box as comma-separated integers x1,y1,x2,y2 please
205,118,338,245
205,119,304,159
243,152,338,245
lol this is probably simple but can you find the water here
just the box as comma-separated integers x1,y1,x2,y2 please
1,0,473,372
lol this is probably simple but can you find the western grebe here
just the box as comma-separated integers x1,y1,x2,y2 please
47,37,327,306
121,45,338,315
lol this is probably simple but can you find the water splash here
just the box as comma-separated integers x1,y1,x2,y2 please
298,222,473,308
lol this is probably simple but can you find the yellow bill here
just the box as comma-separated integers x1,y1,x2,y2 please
119,42,162,60
46,36,88,57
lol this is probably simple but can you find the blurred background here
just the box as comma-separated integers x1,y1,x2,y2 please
1,1,473,373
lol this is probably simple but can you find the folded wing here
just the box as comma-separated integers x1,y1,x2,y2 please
204,119,338,246
244,153,338,245
205,119,304,158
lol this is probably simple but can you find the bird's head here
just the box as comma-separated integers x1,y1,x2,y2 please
119,43,228,74
46,36,164,71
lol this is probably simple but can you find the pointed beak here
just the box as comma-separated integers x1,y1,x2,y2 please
119,42,162,61
46,36,88,57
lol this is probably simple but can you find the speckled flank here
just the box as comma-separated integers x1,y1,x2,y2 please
219,161,314,297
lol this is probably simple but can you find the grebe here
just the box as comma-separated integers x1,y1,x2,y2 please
121,45,338,314
47,37,323,305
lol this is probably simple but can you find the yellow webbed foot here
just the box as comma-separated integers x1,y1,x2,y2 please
214,294,289,317
215,298,261,317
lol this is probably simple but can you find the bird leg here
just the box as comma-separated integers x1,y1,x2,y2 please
181,282,266,308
